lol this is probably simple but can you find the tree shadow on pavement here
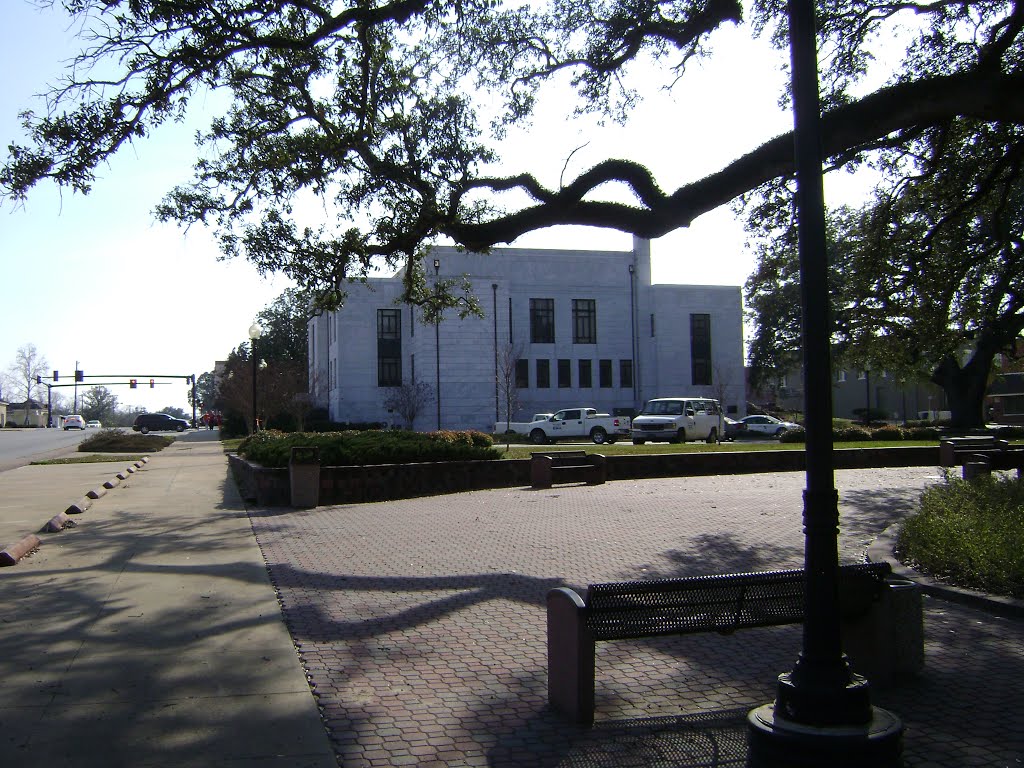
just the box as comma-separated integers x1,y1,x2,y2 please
489,708,750,768
638,533,803,580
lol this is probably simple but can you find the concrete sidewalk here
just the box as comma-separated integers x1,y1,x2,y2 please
3,435,1023,767
0,431,336,767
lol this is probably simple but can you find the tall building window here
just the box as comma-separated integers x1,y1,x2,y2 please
579,359,593,388
690,313,712,386
530,298,555,343
620,359,633,388
377,309,402,387
558,358,571,388
536,359,551,388
599,359,613,388
515,359,529,389
573,299,597,344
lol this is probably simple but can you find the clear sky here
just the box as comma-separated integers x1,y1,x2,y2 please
0,2,871,414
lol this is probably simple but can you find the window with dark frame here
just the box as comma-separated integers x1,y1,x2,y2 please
620,359,634,388
515,358,529,389
572,299,597,343
690,313,712,386
377,308,402,387
599,359,613,388
536,359,551,388
558,358,571,388
578,359,592,388
530,298,555,343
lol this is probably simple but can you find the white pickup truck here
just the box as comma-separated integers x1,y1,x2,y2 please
527,408,631,445
494,414,554,435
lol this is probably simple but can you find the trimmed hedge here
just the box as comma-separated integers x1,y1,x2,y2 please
780,424,941,443
238,429,499,468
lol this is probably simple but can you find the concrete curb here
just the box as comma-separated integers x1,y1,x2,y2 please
43,512,73,533
2,457,149,566
66,496,93,515
867,522,1024,619
0,534,42,566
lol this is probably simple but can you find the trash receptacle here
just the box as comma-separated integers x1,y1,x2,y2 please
842,577,924,687
289,446,320,508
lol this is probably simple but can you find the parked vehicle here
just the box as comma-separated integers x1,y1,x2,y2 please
631,397,724,444
739,414,800,437
723,417,747,441
528,408,631,445
494,413,554,435
63,414,86,431
86,420,102,429
132,412,189,433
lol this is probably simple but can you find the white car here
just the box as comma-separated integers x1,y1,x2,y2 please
739,414,800,437
64,415,86,430
86,420,102,429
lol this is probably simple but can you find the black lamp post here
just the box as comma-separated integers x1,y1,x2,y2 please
434,259,441,430
864,364,872,426
628,263,637,406
248,322,262,434
746,0,903,763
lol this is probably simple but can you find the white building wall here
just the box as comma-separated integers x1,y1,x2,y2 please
308,239,746,430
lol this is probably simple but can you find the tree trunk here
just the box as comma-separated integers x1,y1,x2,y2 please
930,344,997,429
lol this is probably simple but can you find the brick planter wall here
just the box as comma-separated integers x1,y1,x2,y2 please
229,446,940,507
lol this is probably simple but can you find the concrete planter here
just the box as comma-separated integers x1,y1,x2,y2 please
229,445,940,507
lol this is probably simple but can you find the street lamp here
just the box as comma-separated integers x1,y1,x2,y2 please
864,363,872,426
248,322,263,434
433,259,441,430
746,0,902,763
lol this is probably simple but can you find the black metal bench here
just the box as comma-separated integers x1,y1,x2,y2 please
939,436,1024,479
547,562,920,724
531,451,606,489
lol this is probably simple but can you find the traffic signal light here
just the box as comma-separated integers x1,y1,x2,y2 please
36,375,42,384
130,379,137,389
149,379,155,388
53,370,59,381
75,370,84,382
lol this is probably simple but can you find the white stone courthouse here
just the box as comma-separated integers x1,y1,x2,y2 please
308,237,745,431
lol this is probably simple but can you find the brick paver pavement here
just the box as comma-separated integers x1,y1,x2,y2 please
247,467,1024,767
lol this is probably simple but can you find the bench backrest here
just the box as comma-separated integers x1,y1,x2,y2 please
584,562,890,641
532,450,591,466
939,437,1009,466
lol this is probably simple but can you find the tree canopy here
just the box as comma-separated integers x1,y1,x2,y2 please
81,385,119,423
746,117,1024,426
4,0,1023,313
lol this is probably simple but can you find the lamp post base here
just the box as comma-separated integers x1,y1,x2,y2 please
747,703,903,768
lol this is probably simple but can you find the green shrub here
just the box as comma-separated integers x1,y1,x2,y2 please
897,474,1024,598
779,427,806,443
905,425,940,440
220,411,249,438
79,428,172,453
994,425,1024,439
834,426,873,441
238,429,499,468
870,425,906,441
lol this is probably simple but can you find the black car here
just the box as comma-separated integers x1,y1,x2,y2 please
133,413,189,433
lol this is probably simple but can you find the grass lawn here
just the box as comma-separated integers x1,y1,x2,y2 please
32,454,148,465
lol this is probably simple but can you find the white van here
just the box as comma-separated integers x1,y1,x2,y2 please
631,397,724,444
